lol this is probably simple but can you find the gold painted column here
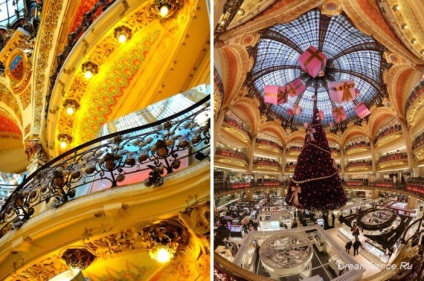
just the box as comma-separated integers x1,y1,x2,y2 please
281,145,287,175
399,118,416,169
214,106,229,151
370,137,377,176
247,133,257,174
24,138,48,176
340,146,345,177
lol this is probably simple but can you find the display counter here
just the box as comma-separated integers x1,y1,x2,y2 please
361,239,388,264
337,224,355,243
230,225,244,238
306,231,325,252
241,245,256,270
259,221,280,231
328,255,346,276
259,233,313,279
216,245,234,262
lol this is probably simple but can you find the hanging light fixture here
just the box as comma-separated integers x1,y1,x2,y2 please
81,61,98,79
58,133,72,149
144,221,188,263
151,0,183,18
114,26,132,43
63,99,80,115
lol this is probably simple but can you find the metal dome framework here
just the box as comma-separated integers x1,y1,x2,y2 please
247,9,388,131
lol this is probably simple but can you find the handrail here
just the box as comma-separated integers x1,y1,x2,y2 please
0,96,210,238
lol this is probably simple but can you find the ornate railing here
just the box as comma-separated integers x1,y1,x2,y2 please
0,96,210,238
412,131,424,151
345,141,369,152
405,80,424,115
375,124,402,144
222,116,251,138
346,161,372,168
256,139,282,150
253,159,281,168
286,146,302,154
377,152,407,164
215,148,248,162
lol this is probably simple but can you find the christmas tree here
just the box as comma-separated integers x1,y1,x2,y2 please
285,107,347,211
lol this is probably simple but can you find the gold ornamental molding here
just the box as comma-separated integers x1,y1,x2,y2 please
375,132,402,147
221,123,250,143
0,161,210,280
32,0,64,136
214,154,248,168
377,0,424,60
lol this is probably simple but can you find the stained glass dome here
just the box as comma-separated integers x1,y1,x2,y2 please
249,9,387,127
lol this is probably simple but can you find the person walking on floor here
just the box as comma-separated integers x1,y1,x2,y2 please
353,237,362,256
345,240,353,254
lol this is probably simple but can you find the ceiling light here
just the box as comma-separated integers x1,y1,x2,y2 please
152,0,182,18
58,133,72,149
401,23,407,30
49,268,85,281
411,38,417,44
237,9,245,16
81,61,98,79
392,4,400,11
150,245,174,263
144,221,187,263
114,26,132,43
63,99,80,115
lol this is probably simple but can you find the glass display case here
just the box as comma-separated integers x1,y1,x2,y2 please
361,239,388,263
337,224,355,243
230,225,244,238
241,245,256,270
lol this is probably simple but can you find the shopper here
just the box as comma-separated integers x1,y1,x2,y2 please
332,212,336,226
353,237,362,256
345,240,353,254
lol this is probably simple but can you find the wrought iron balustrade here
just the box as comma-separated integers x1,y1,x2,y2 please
0,96,210,238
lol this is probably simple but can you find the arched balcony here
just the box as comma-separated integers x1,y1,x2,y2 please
215,147,249,169
221,116,251,143
345,141,370,155
346,160,372,172
0,97,210,279
377,152,408,170
255,138,283,152
375,124,402,148
412,131,424,166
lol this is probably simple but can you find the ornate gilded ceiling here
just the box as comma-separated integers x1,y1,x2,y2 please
45,0,209,155
214,0,424,148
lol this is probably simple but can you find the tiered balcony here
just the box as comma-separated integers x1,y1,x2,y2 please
345,179,366,186
286,146,302,156
346,160,372,172
374,180,394,189
221,116,251,143
345,141,370,155
412,132,424,165
255,139,283,152
330,147,340,157
375,125,402,148
285,162,297,173
253,159,282,172
0,98,210,279
406,178,424,197
377,152,408,170
215,147,249,169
